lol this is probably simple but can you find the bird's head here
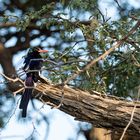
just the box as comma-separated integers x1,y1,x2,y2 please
28,47,48,55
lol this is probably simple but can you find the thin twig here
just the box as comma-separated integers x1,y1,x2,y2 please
0,72,24,95
13,87,24,96
119,104,137,140
131,54,140,67
96,7,106,22
25,122,40,140
114,0,123,11
63,19,140,85
0,72,24,84
0,97,21,134
58,40,85,60
51,85,64,109
36,85,64,109
120,85,140,139
39,91,59,107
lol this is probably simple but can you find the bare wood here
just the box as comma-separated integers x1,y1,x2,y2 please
120,104,137,139
35,83,140,136
1,72,140,136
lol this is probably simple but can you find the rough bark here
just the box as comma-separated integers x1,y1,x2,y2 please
0,43,21,92
0,43,16,76
35,83,140,137
82,127,139,140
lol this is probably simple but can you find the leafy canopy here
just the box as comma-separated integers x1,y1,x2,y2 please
1,0,140,99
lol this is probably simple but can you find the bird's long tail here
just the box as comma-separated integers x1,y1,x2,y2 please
19,75,34,117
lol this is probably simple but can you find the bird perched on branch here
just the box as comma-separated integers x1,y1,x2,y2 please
19,47,48,117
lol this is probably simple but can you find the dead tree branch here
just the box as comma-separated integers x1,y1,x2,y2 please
119,104,137,140
35,83,140,137
1,72,140,136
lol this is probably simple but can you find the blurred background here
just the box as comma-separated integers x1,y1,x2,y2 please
0,0,140,140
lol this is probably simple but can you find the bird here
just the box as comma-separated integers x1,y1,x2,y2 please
19,47,48,117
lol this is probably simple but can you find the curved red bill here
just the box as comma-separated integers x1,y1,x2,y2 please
38,49,48,53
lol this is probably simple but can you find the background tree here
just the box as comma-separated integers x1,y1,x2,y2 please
0,0,140,139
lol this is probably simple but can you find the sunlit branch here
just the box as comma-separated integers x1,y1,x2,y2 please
120,104,137,140
63,19,140,85
0,71,24,84
13,87,24,96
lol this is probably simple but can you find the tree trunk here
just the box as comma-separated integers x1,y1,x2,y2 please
35,83,140,137
0,43,20,92
82,127,139,140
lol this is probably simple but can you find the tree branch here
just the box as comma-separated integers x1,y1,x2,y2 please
64,19,140,85
1,72,140,136
35,83,140,136
120,104,137,140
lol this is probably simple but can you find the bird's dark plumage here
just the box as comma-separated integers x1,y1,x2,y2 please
19,47,47,117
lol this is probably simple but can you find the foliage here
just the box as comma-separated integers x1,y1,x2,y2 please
1,0,140,95
0,0,140,132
